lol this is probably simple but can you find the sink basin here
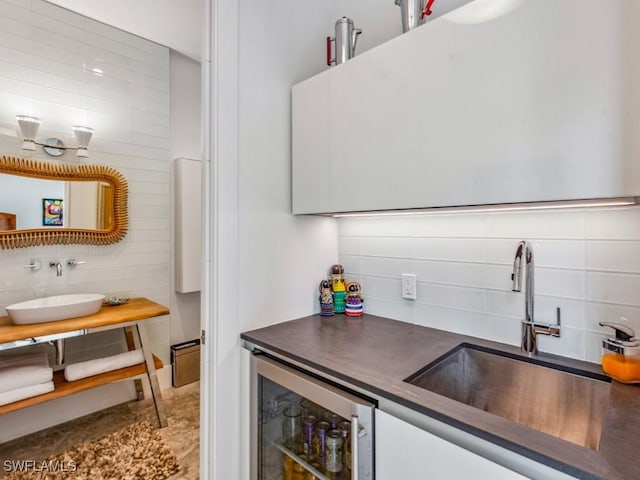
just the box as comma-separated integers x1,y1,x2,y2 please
6,294,105,325
405,343,611,451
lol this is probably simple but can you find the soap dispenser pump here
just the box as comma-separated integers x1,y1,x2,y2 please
599,321,640,383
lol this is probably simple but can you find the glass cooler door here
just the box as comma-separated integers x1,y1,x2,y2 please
251,353,375,480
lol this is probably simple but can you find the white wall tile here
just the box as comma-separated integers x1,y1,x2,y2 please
586,272,640,306
415,260,487,289
413,213,488,238
360,256,413,277
417,283,486,312
362,276,402,300
585,207,640,240
413,237,485,262
486,209,585,239
535,267,586,298
339,204,640,362
586,240,640,273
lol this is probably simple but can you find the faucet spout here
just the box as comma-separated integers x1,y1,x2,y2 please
511,241,561,355
511,241,534,323
49,261,62,277
511,241,536,354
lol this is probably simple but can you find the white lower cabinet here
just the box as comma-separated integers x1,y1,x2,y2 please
375,409,527,480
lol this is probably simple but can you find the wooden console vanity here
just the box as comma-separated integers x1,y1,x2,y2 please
0,297,169,427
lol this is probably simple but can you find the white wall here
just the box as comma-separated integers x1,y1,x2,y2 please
338,206,640,363
45,0,202,60
0,0,170,441
169,51,201,345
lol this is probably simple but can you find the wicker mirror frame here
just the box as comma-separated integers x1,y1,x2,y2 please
0,155,128,249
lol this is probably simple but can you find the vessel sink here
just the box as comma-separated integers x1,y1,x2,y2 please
405,343,611,451
6,294,105,325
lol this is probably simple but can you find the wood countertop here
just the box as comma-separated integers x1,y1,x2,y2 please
242,314,640,480
0,297,169,344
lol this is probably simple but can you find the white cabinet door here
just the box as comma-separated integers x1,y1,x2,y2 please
375,410,528,480
292,0,640,214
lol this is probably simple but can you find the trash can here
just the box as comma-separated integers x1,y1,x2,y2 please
170,339,200,387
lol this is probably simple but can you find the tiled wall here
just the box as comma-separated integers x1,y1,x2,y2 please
0,0,170,363
338,206,640,364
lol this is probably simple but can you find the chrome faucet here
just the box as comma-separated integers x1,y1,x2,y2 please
49,260,63,277
511,241,561,355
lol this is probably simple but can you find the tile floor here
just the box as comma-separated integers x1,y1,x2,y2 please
0,382,200,479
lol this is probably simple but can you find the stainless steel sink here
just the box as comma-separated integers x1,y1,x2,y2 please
405,343,611,451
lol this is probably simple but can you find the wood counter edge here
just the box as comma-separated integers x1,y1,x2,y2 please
0,297,169,344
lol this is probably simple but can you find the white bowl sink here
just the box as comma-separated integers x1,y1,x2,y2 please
6,294,105,325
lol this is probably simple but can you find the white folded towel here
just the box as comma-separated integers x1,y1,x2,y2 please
0,381,54,406
64,349,145,382
0,350,53,394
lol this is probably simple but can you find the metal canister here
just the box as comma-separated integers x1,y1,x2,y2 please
312,421,330,459
303,416,317,456
325,429,343,473
338,420,352,470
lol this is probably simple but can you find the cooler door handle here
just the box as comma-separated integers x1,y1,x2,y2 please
351,414,359,480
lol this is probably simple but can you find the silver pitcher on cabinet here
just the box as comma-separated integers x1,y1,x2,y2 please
326,17,362,66
395,0,434,32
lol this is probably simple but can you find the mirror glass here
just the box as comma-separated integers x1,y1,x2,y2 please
0,174,114,231
0,155,128,249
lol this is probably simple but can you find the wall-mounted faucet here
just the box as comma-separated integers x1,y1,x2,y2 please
49,260,63,277
511,241,561,355
23,259,42,271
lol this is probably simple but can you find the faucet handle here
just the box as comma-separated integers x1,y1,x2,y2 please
532,307,562,338
23,259,42,271
67,259,86,267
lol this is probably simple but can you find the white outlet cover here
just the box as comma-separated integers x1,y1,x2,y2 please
402,273,416,300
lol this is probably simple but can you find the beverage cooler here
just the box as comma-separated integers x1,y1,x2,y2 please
251,353,375,480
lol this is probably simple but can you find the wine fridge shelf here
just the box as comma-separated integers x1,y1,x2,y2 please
273,442,350,480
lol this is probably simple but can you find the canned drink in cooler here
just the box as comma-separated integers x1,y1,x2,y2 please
329,413,342,429
312,421,330,459
303,416,317,456
338,420,352,470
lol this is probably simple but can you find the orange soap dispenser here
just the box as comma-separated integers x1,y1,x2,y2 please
599,321,640,384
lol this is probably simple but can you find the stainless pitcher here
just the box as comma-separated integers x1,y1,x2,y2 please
395,0,434,33
326,17,362,66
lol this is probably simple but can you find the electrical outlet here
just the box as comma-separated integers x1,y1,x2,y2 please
402,273,416,300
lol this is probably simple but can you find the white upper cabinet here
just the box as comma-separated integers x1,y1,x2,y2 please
292,0,640,214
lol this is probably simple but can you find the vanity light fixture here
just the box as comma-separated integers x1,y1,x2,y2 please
16,115,94,158
328,197,640,217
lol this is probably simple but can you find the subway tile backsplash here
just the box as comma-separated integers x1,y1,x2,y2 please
338,206,640,363
0,0,170,362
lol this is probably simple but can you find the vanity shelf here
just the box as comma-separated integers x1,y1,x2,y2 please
0,355,163,415
0,297,169,426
